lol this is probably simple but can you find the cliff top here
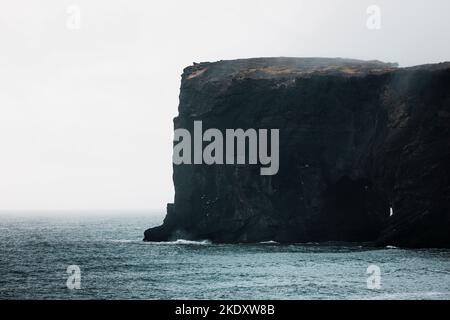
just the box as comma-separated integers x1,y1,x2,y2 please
183,57,399,83
182,58,450,85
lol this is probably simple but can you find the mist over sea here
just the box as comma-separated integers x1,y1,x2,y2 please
0,213,449,299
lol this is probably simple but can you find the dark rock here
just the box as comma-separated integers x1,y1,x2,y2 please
144,57,450,247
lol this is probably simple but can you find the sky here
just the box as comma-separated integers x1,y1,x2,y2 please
0,0,449,213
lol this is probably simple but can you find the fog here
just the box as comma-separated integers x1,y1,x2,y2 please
0,0,449,214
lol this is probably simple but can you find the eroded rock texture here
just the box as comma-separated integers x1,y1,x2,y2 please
144,58,450,247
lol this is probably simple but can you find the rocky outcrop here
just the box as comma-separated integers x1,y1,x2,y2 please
144,58,450,247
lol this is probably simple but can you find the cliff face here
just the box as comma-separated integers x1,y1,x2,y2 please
144,58,450,247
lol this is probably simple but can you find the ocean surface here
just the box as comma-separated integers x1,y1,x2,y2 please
0,213,449,300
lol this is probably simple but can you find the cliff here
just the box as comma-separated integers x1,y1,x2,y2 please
144,57,450,247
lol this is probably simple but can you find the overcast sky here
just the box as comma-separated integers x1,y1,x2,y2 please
0,0,449,213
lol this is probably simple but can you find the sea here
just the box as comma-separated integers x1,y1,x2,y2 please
0,212,449,300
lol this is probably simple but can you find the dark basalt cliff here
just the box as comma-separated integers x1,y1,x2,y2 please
144,57,450,247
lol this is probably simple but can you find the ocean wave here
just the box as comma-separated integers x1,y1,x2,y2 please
110,239,211,245
385,245,398,249
164,239,211,245
259,240,279,244
110,239,139,243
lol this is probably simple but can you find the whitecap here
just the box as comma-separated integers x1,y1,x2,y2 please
110,239,211,245
259,240,279,244
110,239,140,243
156,239,211,245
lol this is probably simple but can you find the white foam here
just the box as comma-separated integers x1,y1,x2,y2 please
110,239,211,245
110,239,139,243
157,239,211,245
259,240,279,244
385,245,398,249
